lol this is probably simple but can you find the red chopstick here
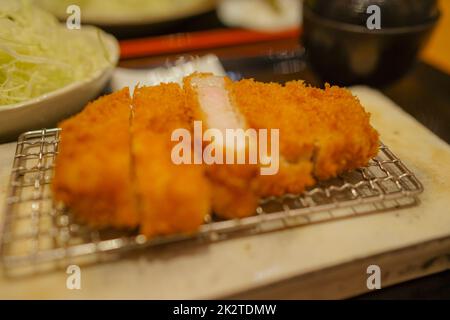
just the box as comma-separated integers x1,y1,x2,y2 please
119,27,301,59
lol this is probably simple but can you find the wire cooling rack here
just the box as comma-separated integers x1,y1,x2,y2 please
0,128,423,277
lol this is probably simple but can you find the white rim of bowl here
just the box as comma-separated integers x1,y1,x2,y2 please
0,26,120,112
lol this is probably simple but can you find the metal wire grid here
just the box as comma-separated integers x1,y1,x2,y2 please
0,128,423,276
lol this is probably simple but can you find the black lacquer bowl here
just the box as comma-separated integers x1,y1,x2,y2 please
301,0,441,86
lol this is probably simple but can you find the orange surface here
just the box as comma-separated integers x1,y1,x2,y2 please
421,0,450,74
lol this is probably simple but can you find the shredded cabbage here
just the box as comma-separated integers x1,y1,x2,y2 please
0,0,111,106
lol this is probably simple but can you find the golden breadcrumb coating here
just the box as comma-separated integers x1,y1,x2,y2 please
52,88,139,229
132,83,211,236
184,74,260,219
52,74,379,237
231,79,379,181
132,130,210,236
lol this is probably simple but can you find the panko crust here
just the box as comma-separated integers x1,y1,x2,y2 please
52,75,379,236
231,79,379,181
132,84,211,237
52,88,139,229
184,74,260,219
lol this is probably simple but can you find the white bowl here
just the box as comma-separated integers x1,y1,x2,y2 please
37,0,216,26
0,27,119,142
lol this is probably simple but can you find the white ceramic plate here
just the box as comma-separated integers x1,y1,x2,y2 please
37,0,216,26
217,0,302,32
0,26,119,142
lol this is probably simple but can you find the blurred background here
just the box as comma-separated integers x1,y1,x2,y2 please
36,0,449,141
32,0,450,142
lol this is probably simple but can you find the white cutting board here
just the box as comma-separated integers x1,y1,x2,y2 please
0,86,449,299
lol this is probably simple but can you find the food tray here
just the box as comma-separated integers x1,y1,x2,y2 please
0,128,423,276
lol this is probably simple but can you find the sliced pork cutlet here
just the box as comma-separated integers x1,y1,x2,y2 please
131,83,211,237
231,79,379,186
184,73,260,219
228,80,314,197
52,88,139,229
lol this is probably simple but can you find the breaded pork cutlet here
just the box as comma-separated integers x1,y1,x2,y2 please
184,74,260,219
131,83,211,237
183,73,378,216
53,75,379,237
52,88,139,229
230,79,379,186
